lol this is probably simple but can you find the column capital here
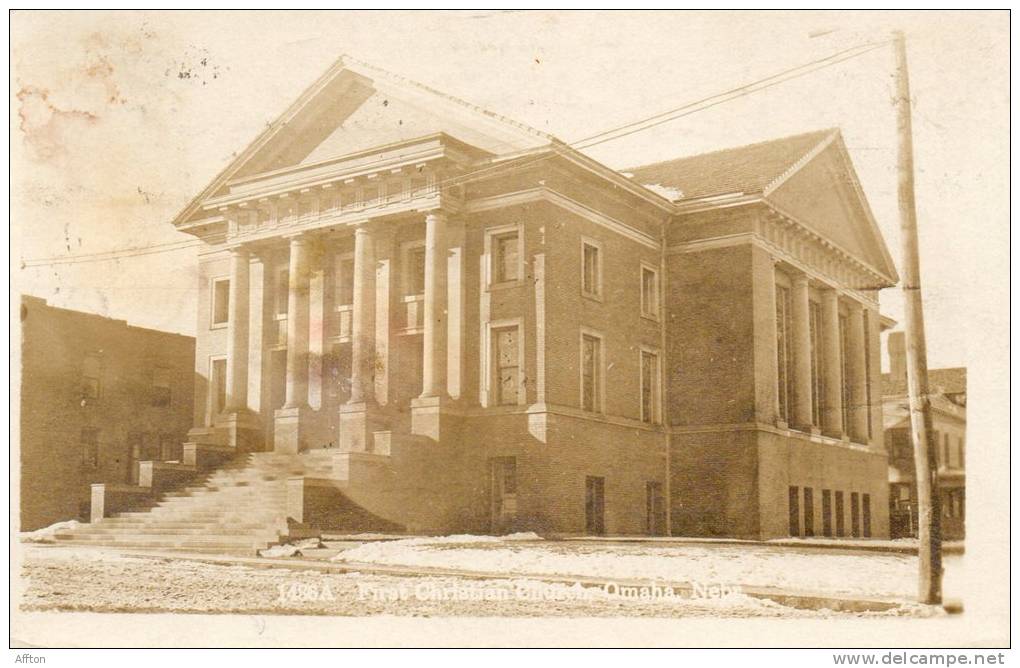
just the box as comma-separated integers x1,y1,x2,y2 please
791,272,810,288
425,209,449,225
284,232,311,245
845,298,865,313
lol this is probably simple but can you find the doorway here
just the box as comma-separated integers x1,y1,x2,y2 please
646,481,666,536
489,457,517,534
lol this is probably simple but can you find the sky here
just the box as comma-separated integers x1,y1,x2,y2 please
11,10,1009,371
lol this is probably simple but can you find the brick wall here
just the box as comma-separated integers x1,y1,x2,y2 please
19,296,195,530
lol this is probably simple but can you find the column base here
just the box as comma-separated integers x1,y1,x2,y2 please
274,406,312,454
822,428,846,441
791,423,822,437
338,401,384,453
410,395,462,442
216,410,263,452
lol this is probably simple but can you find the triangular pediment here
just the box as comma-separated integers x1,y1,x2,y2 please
765,136,898,284
174,56,552,227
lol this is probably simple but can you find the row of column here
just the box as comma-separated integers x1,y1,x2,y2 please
223,211,451,416
785,272,871,443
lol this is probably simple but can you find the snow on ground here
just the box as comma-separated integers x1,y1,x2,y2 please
18,545,930,617
331,535,941,599
20,520,83,543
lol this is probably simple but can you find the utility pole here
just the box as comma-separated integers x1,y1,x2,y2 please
892,29,942,605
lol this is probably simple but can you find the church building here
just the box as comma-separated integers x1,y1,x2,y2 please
76,56,899,546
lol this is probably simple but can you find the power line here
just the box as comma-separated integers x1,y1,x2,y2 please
435,38,891,191
21,239,201,268
20,39,889,268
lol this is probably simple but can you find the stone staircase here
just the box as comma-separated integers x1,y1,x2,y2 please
52,450,354,554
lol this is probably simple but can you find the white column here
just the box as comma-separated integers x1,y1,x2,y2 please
820,288,844,437
446,219,465,400
284,236,311,409
847,301,870,442
374,227,396,405
349,225,376,404
420,211,448,398
225,247,250,412
790,273,813,429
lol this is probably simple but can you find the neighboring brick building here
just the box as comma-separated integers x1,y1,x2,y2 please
164,56,898,539
883,331,966,540
19,296,195,530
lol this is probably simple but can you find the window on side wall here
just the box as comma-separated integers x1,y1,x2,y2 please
581,239,602,299
82,353,102,401
640,349,660,424
493,325,521,406
581,332,603,413
80,428,99,468
152,367,171,408
640,264,659,319
494,231,520,283
211,278,230,327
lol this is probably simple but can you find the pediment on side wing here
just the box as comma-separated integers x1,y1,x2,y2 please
765,139,898,283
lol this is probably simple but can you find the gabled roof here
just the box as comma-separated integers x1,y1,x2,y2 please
624,129,836,201
882,367,968,398
171,55,557,229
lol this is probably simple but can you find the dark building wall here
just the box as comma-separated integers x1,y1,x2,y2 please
19,296,195,531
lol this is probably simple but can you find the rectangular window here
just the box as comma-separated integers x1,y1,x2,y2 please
803,487,815,537
581,333,602,413
646,481,666,536
581,240,601,298
641,265,659,319
640,350,659,424
850,492,861,538
775,284,792,422
835,491,846,537
494,231,520,283
494,326,520,406
275,267,290,316
839,314,851,430
212,278,230,326
822,489,833,537
80,428,99,469
334,255,354,306
788,486,800,537
211,358,227,417
408,246,426,295
863,493,872,538
152,367,171,408
891,428,912,459
585,476,605,536
82,353,102,400
809,301,823,425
